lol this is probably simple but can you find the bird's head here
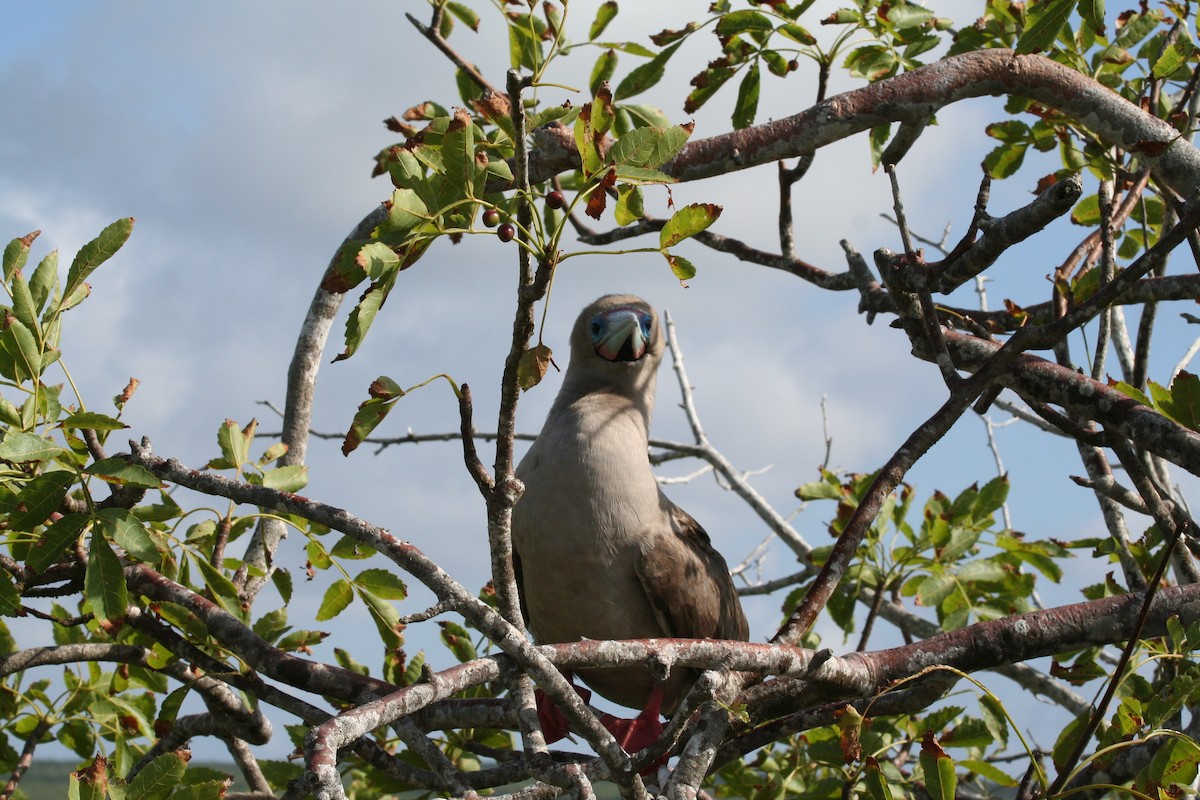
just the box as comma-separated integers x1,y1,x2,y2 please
570,295,663,369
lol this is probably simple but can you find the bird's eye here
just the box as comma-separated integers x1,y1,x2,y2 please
640,316,652,336
589,320,604,338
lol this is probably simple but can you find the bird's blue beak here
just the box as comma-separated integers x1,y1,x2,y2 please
590,307,652,362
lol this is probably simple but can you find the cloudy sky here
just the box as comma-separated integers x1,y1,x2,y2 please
4,0,1196,761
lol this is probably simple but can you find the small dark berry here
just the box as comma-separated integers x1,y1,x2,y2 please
497,223,516,242
482,208,502,228
787,59,799,72
546,190,565,210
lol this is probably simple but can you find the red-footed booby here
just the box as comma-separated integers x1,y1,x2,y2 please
511,294,749,745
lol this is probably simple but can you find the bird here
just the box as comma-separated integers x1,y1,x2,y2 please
510,293,749,740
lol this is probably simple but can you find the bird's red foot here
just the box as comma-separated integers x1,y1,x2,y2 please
533,682,592,744
600,685,668,769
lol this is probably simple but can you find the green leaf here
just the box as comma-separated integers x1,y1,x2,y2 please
1111,379,1152,406
614,41,683,101
9,470,75,532
887,4,934,29
615,185,645,226
731,63,761,130
27,513,90,573
1014,0,1075,55
61,411,128,431
1153,38,1194,78
192,553,243,620
1079,0,1105,33
0,572,19,617
1159,371,1200,430
982,142,1028,179
779,23,817,45
589,1,619,40
355,242,401,281
0,313,43,382
86,457,163,489
439,620,478,662
1071,193,1101,225
126,751,186,800
863,758,895,800
261,464,308,492
715,10,774,39
354,568,408,600
253,607,290,643
336,274,394,362
216,419,250,469
958,758,1018,787
446,2,480,32
316,579,354,621
666,254,697,283
0,431,64,463
98,508,164,564
973,474,1009,517
86,527,129,624
609,123,691,171
11,274,38,333
64,218,134,305
660,203,723,248
28,249,56,312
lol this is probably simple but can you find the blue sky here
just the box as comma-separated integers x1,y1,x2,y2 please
2,0,1194,764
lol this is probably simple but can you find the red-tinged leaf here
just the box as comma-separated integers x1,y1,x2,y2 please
919,730,956,800
585,169,617,219
835,705,864,763
446,1,480,32
1129,139,1170,156
589,0,618,39
864,757,895,800
660,203,723,248
650,23,698,46
71,755,109,800
3,230,39,282
342,394,399,456
368,376,406,401
518,344,554,391
590,49,618,96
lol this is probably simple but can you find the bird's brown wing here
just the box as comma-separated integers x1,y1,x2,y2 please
635,502,749,642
